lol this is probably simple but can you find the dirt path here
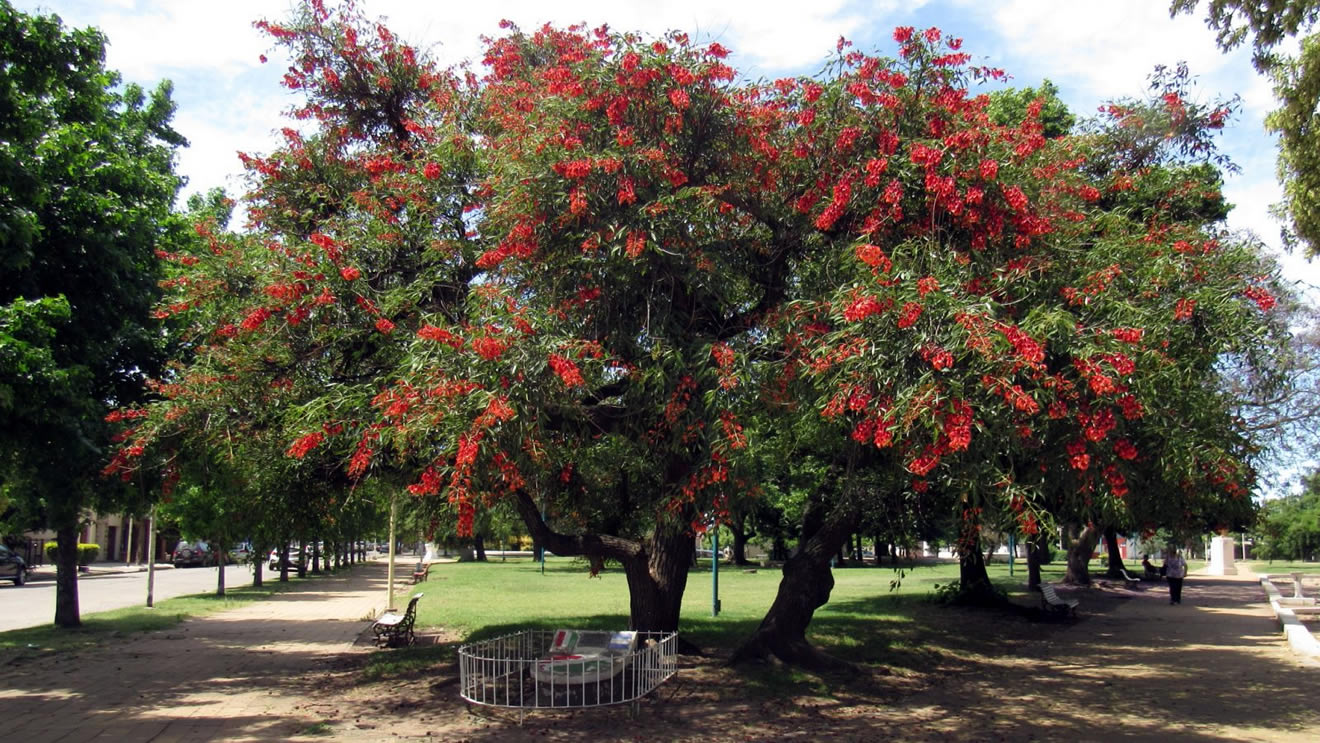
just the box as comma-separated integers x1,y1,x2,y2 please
0,562,1314,742
0,561,393,742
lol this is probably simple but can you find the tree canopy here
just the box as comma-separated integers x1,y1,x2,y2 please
0,0,186,626
109,3,1289,664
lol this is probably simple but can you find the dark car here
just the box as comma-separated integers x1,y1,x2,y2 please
172,541,213,568
0,544,29,586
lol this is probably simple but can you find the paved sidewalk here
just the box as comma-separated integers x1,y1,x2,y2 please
0,559,400,742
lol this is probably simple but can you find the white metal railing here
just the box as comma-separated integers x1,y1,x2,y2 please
458,629,677,713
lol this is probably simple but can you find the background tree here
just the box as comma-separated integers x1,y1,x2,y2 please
1172,0,1320,254
1255,473,1320,560
0,2,185,627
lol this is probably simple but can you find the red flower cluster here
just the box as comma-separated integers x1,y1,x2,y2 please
1080,408,1116,442
896,301,923,329
1112,327,1144,344
417,324,464,348
844,294,884,322
241,307,273,332
1243,286,1276,312
286,431,324,459
625,230,646,258
855,243,892,272
472,335,510,360
920,344,954,370
942,399,973,452
548,353,585,387
1066,440,1090,471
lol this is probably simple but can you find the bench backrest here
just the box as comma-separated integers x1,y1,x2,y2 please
404,593,423,618
1041,584,1062,601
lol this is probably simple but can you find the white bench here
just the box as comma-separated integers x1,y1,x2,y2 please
372,592,423,647
1041,584,1079,617
1119,568,1142,589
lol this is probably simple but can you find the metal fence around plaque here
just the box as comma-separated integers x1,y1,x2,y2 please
458,629,677,717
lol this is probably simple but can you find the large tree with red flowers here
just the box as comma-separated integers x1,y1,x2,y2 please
113,3,1287,666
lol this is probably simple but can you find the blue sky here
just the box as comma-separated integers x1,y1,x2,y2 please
15,1,1313,486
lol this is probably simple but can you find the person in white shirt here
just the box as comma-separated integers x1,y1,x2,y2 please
1164,548,1188,605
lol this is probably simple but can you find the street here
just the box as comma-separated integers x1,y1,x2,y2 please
0,563,256,632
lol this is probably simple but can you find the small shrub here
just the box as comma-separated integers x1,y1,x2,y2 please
928,580,962,604
78,543,100,565
43,541,102,565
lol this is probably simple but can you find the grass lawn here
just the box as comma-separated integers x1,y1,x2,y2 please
369,555,1100,680
1247,560,1320,573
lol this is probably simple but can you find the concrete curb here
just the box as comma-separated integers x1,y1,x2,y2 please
1260,574,1320,661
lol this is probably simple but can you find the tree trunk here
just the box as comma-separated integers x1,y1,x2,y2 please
474,533,487,561
279,542,291,582
730,512,750,566
253,545,264,588
1064,524,1100,585
54,525,81,628
955,515,1003,606
731,494,858,670
1026,531,1047,591
297,539,307,578
311,538,321,573
620,529,694,635
1103,525,1125,577
215,539,226,597
510,489,696,647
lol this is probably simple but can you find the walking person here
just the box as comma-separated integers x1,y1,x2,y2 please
1164,547,1187,605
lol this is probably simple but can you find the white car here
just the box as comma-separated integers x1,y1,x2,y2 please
268,548,305,571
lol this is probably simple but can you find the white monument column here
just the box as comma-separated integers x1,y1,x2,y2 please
1207,535,1237,575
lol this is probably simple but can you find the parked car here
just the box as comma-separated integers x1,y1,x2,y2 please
268,548,306,572
172,541,213,568
228,543,254,564
0,544,28,586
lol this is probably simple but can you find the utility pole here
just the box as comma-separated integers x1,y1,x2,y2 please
125,516,134,566
145,508,157,607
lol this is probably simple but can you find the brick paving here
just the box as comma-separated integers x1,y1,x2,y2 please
0,559,401,742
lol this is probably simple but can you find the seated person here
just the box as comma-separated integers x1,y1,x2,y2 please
1142,555,1162,579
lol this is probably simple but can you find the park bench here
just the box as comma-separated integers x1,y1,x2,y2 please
372,592,423,648
1119,568,1142,589
412,562,430,584
1040,583,1079,618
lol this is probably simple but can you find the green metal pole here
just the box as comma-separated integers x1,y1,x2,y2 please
711,529,720,616
1008,532,1016,577
540,503,546,575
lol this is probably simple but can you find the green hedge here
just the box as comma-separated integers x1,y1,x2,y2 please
43,541,102,565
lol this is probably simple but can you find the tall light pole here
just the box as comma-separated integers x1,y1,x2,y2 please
386,494,398,611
